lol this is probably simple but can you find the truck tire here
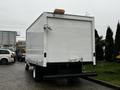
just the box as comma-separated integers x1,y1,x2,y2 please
25,63,29,71
33,66,43,81
1,58,8,65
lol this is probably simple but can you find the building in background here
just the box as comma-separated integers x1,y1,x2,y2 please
0,31,17,51
16,40,26,49
16,40,26,51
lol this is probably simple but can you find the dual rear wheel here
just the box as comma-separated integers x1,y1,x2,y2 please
33,66,43,81
25,63,43,81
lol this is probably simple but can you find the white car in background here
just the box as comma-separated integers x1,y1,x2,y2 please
0,49,15,64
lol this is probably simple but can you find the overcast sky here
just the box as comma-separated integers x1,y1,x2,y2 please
0,0,120,40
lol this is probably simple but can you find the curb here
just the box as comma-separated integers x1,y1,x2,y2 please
82,77,120,90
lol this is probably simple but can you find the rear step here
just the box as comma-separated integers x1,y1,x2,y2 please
44,72,97,79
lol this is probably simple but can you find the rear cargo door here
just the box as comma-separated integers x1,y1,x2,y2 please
46,17,93,63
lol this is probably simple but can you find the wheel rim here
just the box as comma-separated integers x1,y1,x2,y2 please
25,63,29,70
33,68,36,79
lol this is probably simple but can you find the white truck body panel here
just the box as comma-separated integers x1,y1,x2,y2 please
26,12,95,67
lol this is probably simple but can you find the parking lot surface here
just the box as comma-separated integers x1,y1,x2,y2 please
0,62,115,90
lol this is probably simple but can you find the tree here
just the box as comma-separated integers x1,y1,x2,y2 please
105,26,114,61
114,22,120,56
95,29,104,60
95,29,99,38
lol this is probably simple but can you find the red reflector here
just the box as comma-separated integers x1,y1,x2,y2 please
54,9,65,14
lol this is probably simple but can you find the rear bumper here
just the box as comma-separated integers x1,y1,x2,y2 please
44,62,83,75
43,62,97,79
44,72,97,79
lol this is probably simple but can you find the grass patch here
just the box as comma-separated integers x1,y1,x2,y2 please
83,60,120,86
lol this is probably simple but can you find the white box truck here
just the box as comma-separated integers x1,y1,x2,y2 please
25,9,96,81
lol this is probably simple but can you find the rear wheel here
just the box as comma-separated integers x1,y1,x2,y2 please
33,66,43,81
1,58,8,65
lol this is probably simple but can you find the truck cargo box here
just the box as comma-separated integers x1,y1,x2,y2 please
25,10,96,80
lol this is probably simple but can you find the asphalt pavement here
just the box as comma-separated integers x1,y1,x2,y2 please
0,62,116,90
